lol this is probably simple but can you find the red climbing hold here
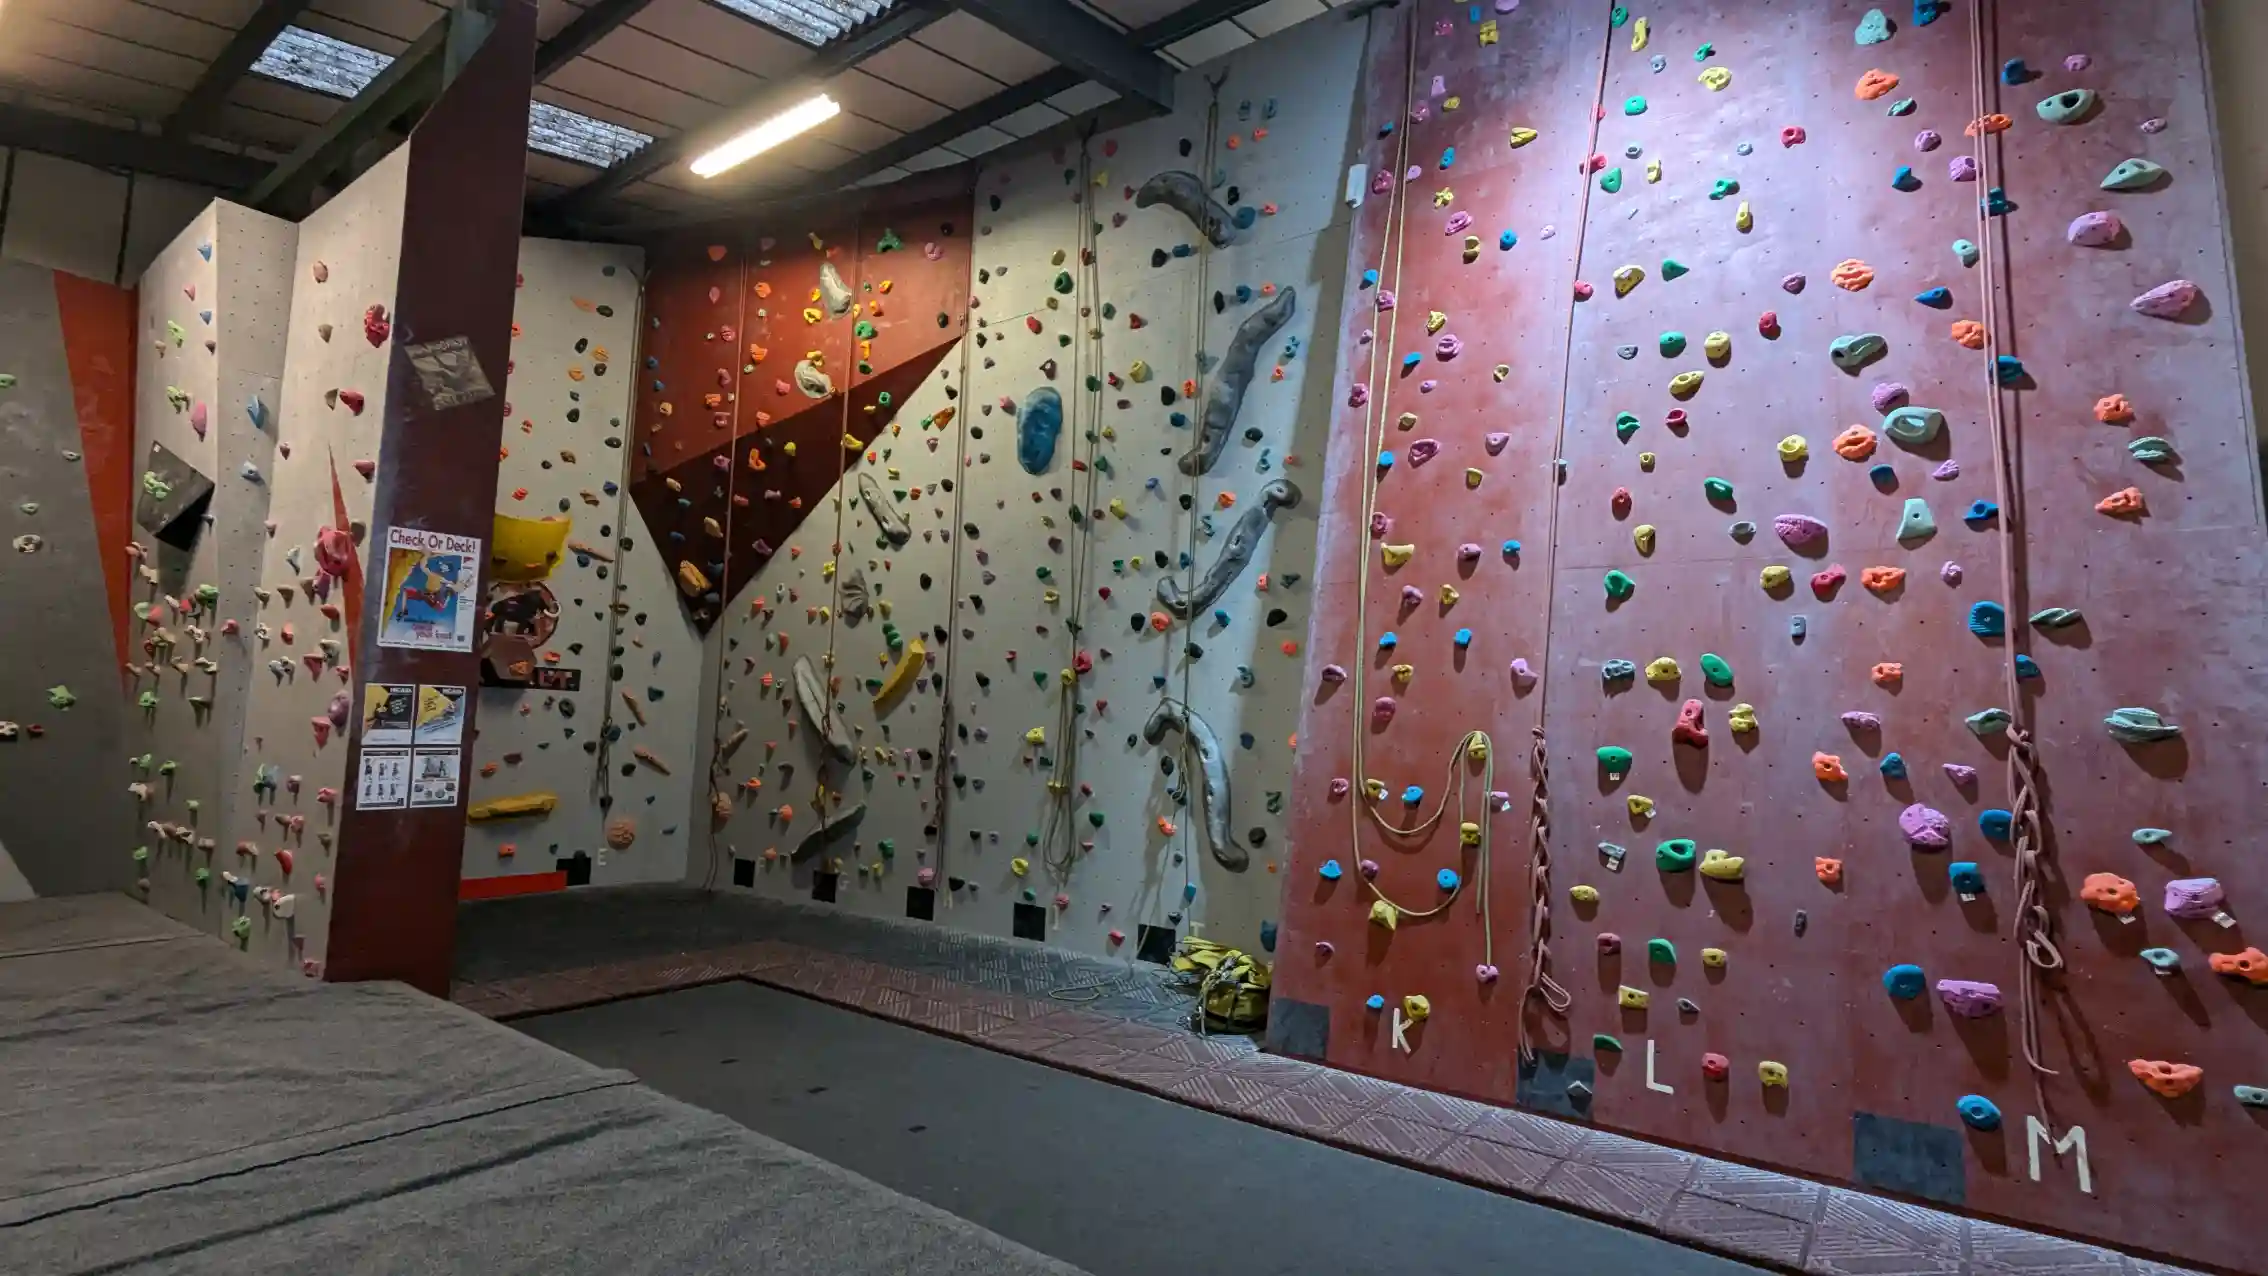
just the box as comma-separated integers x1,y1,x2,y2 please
1672,699,1709,748
1811,564,1846,596
1573,281,1594,301
1780,126,1806,147
1611,486,1632,516
1758,311,1780,337
1025,316,1043,334
1701,1053,1730,1081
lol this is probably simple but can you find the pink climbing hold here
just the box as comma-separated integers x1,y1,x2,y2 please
363,305,390,346
1348,385,1369,407
1899,803,1952,848
1944,763,1978,785
1915,129,1941,151
1315,940,1335,956
1458,542,1483,559
1774,514,1828,547
2065,54,2091,71
1444,211,1473,235
1320,664,1348,683
2067,211,2123,247
1435,334,1464,359
1930,459,1960,480
2131,279,2201,319
1672,699,1709,748
1370,512,1392,537
1937,979,2004,1017
1372,696,1397,724
353,459,376,478
1840,711,1882,731
1758,311,1779,336
1781,273,1806,294
1940,561,1962,584
1612,487,1632,516
1404,165,1422,181
1371,169,1393,195
1811,564,1847,595
1476,963,1500,982
310,717,332,747
1419,379,1438,392
1376,290,1395,311
1401,584,1423,606
1360,859,1380,878
1871,382,1909,412
1949,155,1979,182
189,402,208,439
1408,439,1442,466
1781,126,1806,147
2140,117,2167,134
1329,778,1351,797
1509,658,1535,683
1485,432,1510,454
1598,933,1622,954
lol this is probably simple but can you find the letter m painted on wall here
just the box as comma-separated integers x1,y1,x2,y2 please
2026,1116,2092,1195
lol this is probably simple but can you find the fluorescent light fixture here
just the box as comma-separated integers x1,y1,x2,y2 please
691,94,840,177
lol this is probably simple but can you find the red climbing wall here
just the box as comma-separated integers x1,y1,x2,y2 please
631,177,973,628
1276,2,2267,1271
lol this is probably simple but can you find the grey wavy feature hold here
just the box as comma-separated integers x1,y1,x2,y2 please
1134,170,1236,247
857,469,910,546
1143,699,1243,870
795,655,855,764
1180,288,1296,477
1157,479,1300,618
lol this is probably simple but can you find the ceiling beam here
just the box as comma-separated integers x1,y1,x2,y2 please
534,0,954,222
242,13,456,213
534,0,656,81
955,0,1172,110
163,0,318,140
0,104,271,190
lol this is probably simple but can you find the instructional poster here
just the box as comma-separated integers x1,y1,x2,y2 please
414,683,467,745
355,748,410,809
361,682,417,747
377,527,481,651
409,748,461,808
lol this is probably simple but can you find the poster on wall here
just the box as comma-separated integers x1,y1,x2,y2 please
376,527,481,651
361,683,418,747
355,748,410,809
414,684,467,745
409,748,461,808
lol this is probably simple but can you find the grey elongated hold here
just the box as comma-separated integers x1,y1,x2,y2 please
1134,170,1235,246
839,567,871,623
1144,699,1244,871
1157,479,1300,618
819,261,853,315
795,361,834,398
856,469,909,545
793,802,867,861
794,655,854,764
1179,287,1297,477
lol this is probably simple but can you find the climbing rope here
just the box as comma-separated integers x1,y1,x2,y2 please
927,210,983,905
699,247,757,893
1965,0,2062,1096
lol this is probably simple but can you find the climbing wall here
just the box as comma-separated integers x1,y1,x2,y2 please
1274,2,2268,1270
0,258,137,899
683,13,1365,959
458,237,702,894
130,201,299,939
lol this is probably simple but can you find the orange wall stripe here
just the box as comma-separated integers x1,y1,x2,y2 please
50,271,137,680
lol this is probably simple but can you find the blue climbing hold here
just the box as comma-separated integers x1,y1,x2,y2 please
1964,499,1999,523
1915,286,1951,307
1870,463,1897,488
1235,284,1254,303
1503,540,1522,556
1378,450,1395,468
1239,732,1256,751
2014,654,2041,679
1172,244,1194,258
1145,477,1162,490
1881,752,1907,779
1362,269,1379,287
1320,859,1345,880
1441,147,1456,168
1378,632,1399,648
1884,964,1926,998
1233,206,1258,229
1213,608,1230,626
1892,165,1920,191
1994,355,2025,385
1259,921,1278,951
1437,868,1461,890
1454,627,1473,647
1949,861,1987,894
1018,387,1063,474
1957,1095,2002,1131
1914,0,1947,24
1366,993,1387,1010
1790,615,1808,640
1402,785,1424,804
1979,809,2014,840
1402,352,1422,370
1967,601,2006,637
2000,58,2031,84
1185,882,1199,903
1984,187,2013,216
1499,230,1516,249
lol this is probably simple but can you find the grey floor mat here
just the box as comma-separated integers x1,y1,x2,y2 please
0,893,190,957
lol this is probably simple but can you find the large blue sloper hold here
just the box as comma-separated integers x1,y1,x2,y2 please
1018,386,1063,475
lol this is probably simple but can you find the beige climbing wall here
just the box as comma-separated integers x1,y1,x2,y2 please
698,10,1363,960
130,200,298,941
458,237,703,892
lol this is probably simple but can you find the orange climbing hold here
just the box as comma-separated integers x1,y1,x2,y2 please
2128,1058,2203,1099
1871,662,1903,686
1855,69,1900,100
2081,872,2140,914
2096,486,2147,517
2209,947,2268,985
1833,424,1879,460
1861,565,1906,593
1812,752,1848,783
2094,393,2134,423
1965,113,2012,136
1950,320,1987,349
1831,259,1874,291
707,245,727,261
1150,612,1171,631
1815,857,1844,886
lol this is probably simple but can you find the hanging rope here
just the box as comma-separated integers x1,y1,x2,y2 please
926,202,983,906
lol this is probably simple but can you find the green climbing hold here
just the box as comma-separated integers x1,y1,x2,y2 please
875,228,902,252
1829,332,1888,370
2128,436,2175,463
1658,331,1686,357
2028,607,2082,628
1604,570,1635,600
2100,158,2165,191
1896,497,1935,541
1614,411,1641,441
232,917,252,939
1599,167,1624,193
1708,178,1738,200
1855,7,1891,43
1646,938,1676,963
1610,5,1628,25
1953,239,1980,266
1624,96,1647,115
46,685,75,709
132,846,149,863
194,867,210,885
1965,707,2013,736
0,374,15,389
1026,832,1041,846
853,320,876,339
1052,270,1074,294
1882,405,1945,446
1597,746,1634,776
1656,839,1698,871
2104,706,2182,744
2132,828,2173,846
1693,43,1713,60
1660,259,1689,280
2037,88,2097,124
1594,1034,1624,1052
1021,888,1037,902
1703,476,1733,501
1699,653,1733,687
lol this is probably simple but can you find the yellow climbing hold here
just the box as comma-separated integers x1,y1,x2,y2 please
1011,856,1030,876
1735,201,1753,232
1476,19,1496,45
467,792,559,822
1704,331,1731,360
1777,435,1808,461
1645,159,1661,183
1370,899,1400,930
1638,451,1657,470
1645,657,1681,683
1698,851,1745,881
1613,265,1645,296
1760,564,1791,589
1727,703,1758,733
1618,985,1651,1009
1493,364,1511,382
1396,411,1419,431
1381,543,1414,568
1108,497,1127,518
1042,589,1061,604
1630,15,1648,49
1128,360,1151,382
1426,310,1447,334
1363,777,1388,800
1701,946,1729,966
1466,735,1489,762
1509,127,1538,147
1391,663,1415,684
1758,1061,1789,1087
1444,97,1460,111
1465,467,1484,489
1439,584,1460,606
840,433,864,451
1669,371,1705,397
1699,66,1732,90
802,307,823,324
1571,884,1600,904
1403,993,1431,1021
1627,794,1656,818
1433,187,1454,207
1633,524,1656,554
1024,727,1046,745
1460,821,1482,846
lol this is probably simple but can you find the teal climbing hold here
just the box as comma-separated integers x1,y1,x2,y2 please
1610,5,1628,24
1984,187,2013,216
1703,476,1734,501
2235,1086,2268,1109
1624,96,1648,115
1602,659,1637,681
1708,178,1738,200
1604,570,1636,600
2029,607,2082,628
2037,88,2097,123
2133,827,2173,845
1600,167,1624,193
2014,654,2041,679
1953,239,1980,266
1655,839,1698,871
1615,411,1642,441
1699,653,1733,686
1897,498,1935,540
1646,938,1677,963
1830,333,1888,369
1995,355,2025,385
1957,1095,2002,1131
1855,7,1891,43
1598,746,1634,776
1880,752,1907,779
1891,165,1920,191
2100,158,2166,191
1979,809,2013,840
1019,387,1063,474
1659,332,1687,357
1886,98,1915,116
1966,707,2013,735
2141,947,2182,973
2104,706,2181,743
1949,862,1986,894
1661,259,1689,280
1594,1033,1624,1052
1882,405,1945,446
1968,601,2005,636
1915,286,1951,307
2128,436,2175,463
1883,964,1925,998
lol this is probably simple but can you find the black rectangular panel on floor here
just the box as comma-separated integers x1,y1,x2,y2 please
812,872,838,903
906,886,936,920
1265,997,1329,1058
1852,1111,1965,1205
1011,902,1046,941
1134,923,1176,965
1515,1051,1595,1122
732,857,755,888
557,852,592,886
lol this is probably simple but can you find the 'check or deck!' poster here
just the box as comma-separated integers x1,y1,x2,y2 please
376,527,481,652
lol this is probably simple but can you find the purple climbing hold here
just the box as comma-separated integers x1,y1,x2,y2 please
1841,711,1882,731
1949,155,1979,182
1444,211,1473,235
2066,211,2123,247
2163,876,2225,919
1774,514,1829,547
1435,334,1464,359
1915,129,1942,152
1931,459,1961,480
1408,439,1442,466
2131,279,2202,319
1936,979,2004,1017
1458,542,1483,559
1781,273,1806,293
1944,763,1979,785
1900,803,1952,848
1509,658,1536,683
2065,53,2091,71
1940,561,1963,585
1372,696,1397,723
1321,664,1348,682
2140,116,2167,134
1485,432,1510,454
1870,382,1909,412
